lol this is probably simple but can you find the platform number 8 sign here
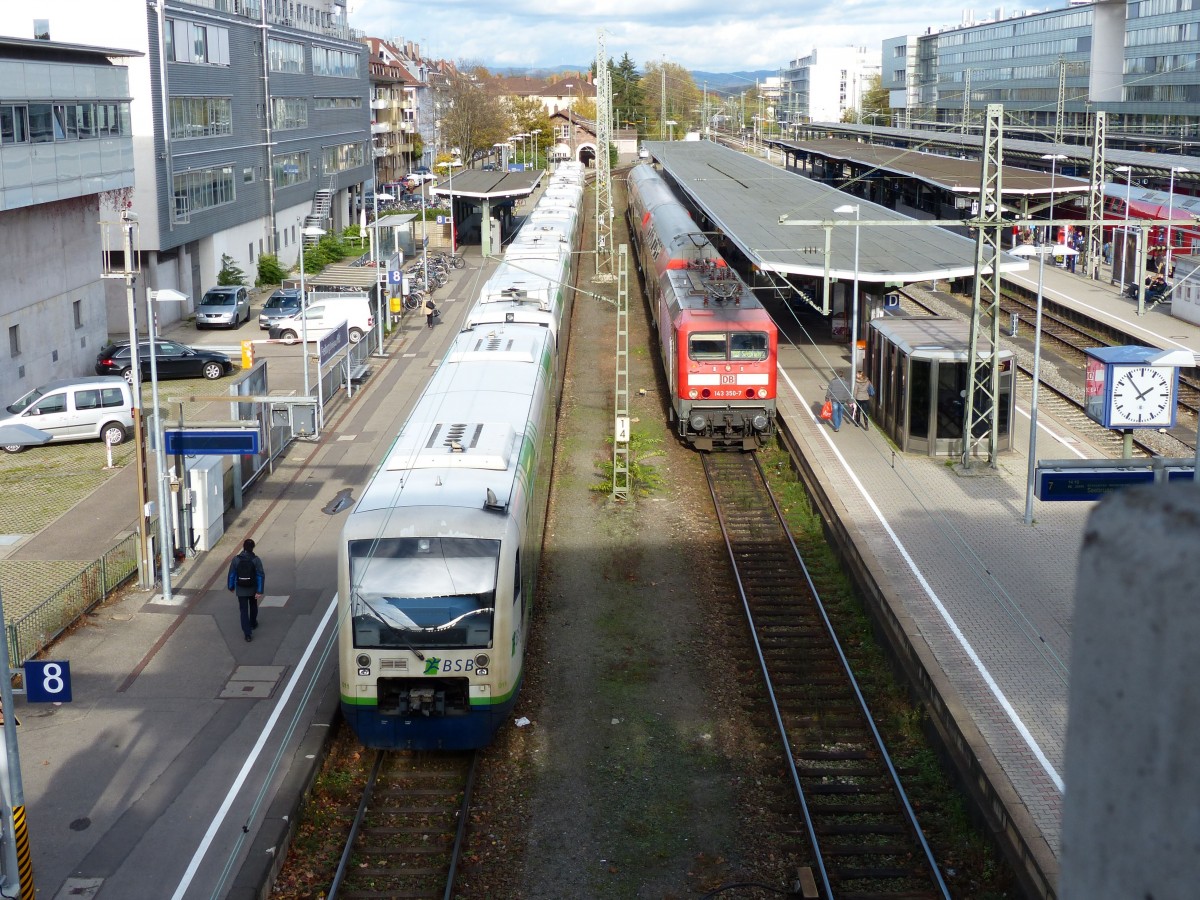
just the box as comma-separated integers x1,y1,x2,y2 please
24,660,72,703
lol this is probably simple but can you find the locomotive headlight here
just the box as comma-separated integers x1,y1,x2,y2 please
752,414,769,431
475,653,490,668
757,389,768,399
688,389,699,399
356,653,371,668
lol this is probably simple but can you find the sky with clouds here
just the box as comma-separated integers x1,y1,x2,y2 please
349,0,998,78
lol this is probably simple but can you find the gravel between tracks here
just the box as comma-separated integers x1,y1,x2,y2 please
454,178,805,898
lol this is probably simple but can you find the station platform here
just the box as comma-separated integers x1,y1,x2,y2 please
12,256,497,900
1002,253,1200,358
768,256,1200,896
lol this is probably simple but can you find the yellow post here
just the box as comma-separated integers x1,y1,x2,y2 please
240,340,255,369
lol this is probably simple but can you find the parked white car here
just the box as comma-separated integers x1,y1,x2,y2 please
267,294,374,344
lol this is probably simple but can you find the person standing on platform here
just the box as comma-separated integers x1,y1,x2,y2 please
227,539,265,642
421,295,437,328
854,370,875,412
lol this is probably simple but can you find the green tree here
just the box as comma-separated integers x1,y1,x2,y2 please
217,253,246,286
609,54,649,136
641,60,701,138
506,95,553,164
441,67,509,163
842,73,891,125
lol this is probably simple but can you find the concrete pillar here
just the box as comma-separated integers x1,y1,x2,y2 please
1061,484,1200,899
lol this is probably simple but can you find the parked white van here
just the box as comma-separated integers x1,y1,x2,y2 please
0,376,134,453
267,293,374,344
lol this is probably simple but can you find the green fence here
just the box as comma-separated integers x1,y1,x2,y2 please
6,529,141,666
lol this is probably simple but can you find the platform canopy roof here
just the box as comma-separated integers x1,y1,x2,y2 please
428,169,543,200
644,140,1028,283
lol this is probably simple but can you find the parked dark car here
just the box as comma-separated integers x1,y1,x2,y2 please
95,340,233,383
259,287,303,329
195,286,251,329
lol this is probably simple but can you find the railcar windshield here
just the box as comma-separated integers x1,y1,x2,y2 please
689,331,769,362
349,537,499,651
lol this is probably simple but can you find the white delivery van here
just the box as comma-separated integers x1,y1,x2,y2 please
268,293,374,344
0,376,134,453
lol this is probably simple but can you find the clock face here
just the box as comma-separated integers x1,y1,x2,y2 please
1109,365,1174,427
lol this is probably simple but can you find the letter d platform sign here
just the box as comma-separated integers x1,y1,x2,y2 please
24,661,71,703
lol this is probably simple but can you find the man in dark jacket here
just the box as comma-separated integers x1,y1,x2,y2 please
227,539,265,642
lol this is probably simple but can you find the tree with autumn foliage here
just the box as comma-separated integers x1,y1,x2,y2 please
641,60,701,138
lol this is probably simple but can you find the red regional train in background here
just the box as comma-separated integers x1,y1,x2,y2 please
1056,182,1200,259
627,164,777,451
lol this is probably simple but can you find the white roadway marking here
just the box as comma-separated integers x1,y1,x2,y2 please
170,596,339,900
1006,272,1195,352
778,368,1066,793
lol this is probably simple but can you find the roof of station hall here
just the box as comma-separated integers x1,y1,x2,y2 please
428,168,542,200
642,140,1029,283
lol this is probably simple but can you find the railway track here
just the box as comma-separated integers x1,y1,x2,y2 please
703,451,950,900
328,750,477,900
901,285,1195,457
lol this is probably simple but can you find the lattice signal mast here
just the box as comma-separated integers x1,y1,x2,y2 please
595,29,615,278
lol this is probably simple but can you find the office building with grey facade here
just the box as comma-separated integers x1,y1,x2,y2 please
883,0,1199,145
0,35,135,389
0,1,371,348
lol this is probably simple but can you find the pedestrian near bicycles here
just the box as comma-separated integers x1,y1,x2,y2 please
421,295,436,328
227,538,264,642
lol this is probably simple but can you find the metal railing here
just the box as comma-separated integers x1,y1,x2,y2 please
7,526,143,666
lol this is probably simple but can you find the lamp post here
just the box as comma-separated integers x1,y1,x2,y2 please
146,288,187,602
530,128,541,171
371,191,394,351
565,83,575,159
1166,165,1189,277
1043,153,1067,249
834,203,862,402
438,158,462,254
297,225,326,396
1115,164,1133,291
1013,243,1050,525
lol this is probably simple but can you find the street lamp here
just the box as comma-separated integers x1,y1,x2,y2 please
1115,165,1133,291
371,191,394,351
530,128,541,171
834,204,862,406
1043,153,1067,250
298,224,326,397
146,288,187,602
438,158,463,254
1012,243,1051,525
565,83,575,159
1166,165,1189,277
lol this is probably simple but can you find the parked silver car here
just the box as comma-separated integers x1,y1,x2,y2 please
0,377,133,453
196,286,251,329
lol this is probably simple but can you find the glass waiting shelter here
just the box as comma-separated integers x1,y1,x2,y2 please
866,317,1015,457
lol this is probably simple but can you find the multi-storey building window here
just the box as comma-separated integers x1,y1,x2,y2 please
273,150,310,187
313,97,362,109
172,164,235,220
321,141,364,173
312,46,359,78
170,97,233,139
0,101,127,143
268,38,304,74
271,97,308,130
165,19,230,66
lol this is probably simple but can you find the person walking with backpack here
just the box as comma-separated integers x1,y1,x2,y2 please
227,539,265,642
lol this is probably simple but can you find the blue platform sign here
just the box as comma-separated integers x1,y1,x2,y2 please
387,269,402,285
25,660,71,703
164,430,260,455
1037,462,1195,501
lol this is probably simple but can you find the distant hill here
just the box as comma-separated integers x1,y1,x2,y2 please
490,65,777,95
691,70,778,94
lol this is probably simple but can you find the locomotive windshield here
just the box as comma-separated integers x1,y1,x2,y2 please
348,537,499,651
690,331,769,362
